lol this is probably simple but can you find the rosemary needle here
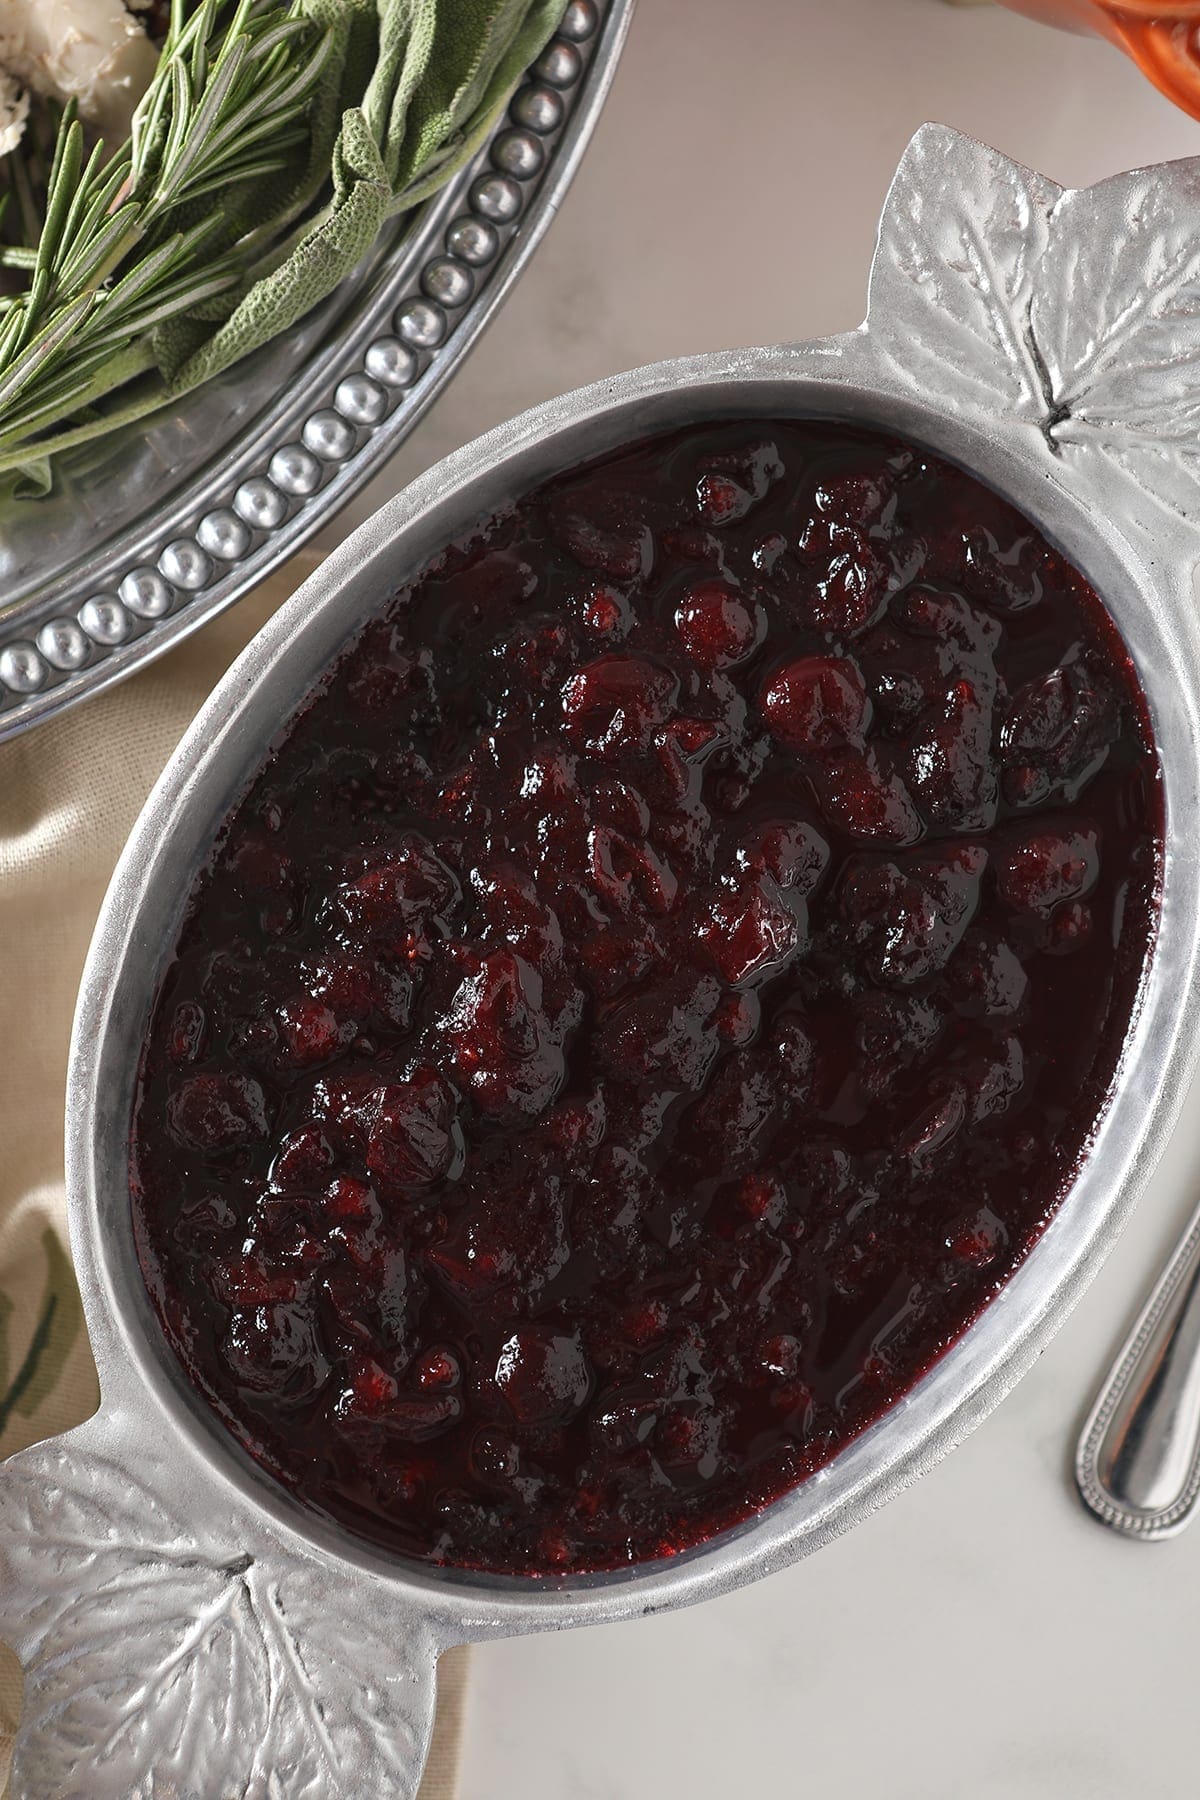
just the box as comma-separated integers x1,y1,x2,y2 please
0,0,563,485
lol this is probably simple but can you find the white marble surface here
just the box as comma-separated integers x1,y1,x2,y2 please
319,4,1200,1794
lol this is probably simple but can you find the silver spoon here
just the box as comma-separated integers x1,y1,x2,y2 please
1077,1197,1200,1538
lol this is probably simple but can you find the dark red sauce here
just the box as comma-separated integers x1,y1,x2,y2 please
131,421,1162,1574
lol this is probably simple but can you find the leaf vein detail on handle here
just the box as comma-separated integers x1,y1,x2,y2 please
0,1435,434,1799
867,125,1200,528
867,126,1058,425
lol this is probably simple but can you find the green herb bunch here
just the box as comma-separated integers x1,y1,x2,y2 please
0,0,563,489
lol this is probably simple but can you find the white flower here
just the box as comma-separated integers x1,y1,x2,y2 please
0,0,158,150
0,63,28,156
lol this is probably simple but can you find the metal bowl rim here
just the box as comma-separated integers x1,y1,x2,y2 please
65,334,1200,1641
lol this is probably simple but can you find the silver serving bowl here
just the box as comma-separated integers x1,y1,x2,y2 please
3,126,1200,1799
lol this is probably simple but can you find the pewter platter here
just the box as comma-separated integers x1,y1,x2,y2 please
0,0,630,744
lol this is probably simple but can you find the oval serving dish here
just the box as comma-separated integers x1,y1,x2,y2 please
3,126,1200,1799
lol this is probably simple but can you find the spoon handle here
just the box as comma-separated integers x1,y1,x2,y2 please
1077,1198,1200,1538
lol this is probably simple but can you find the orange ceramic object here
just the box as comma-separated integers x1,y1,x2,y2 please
1001,1,1200,119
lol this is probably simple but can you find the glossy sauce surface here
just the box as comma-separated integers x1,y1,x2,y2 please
132,421,1162,1573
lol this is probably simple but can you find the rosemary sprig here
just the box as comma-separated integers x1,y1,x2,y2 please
0,2,327,461
0,0,564,486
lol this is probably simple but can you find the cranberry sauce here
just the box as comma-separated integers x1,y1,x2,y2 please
131,421,1162,1574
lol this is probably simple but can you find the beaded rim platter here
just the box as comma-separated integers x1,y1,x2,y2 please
0,0,632,744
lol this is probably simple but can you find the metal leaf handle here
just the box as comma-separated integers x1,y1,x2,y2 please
867,125,1200,533
0,1407,437,1798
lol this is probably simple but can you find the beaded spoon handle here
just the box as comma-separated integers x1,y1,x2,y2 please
1076,1196,1200,1538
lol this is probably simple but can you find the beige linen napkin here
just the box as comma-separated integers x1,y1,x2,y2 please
0,557,470,1798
